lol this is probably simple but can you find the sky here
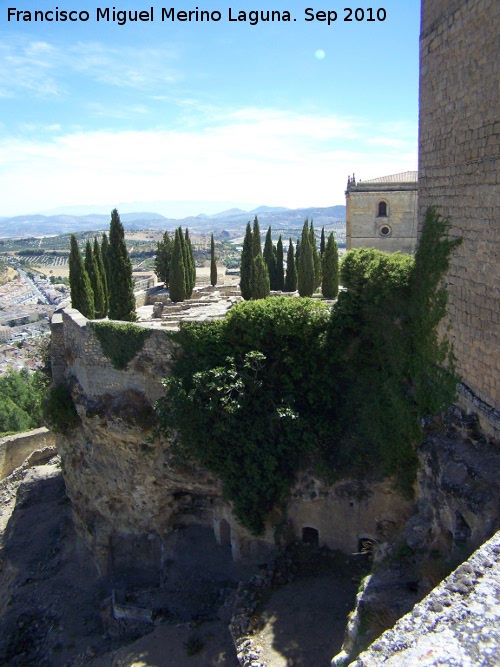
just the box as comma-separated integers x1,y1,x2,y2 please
0,1,420,218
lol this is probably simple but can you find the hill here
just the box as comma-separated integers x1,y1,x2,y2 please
0,205,345,240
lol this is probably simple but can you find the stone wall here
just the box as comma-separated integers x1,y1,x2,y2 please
0,427,56,481
418,0,499,438
52,308,175,404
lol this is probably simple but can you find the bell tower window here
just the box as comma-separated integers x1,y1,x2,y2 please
377,201,388,217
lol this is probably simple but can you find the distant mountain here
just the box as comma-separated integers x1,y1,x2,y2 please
249,206,290,214
0,205,346,239
208,208,248,219
0,213,167,237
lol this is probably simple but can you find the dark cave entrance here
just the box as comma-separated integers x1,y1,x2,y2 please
302,527,319,546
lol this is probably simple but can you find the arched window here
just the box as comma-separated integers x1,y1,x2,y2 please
377,201,388,217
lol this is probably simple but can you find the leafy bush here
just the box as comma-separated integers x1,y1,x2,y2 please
91,321,151,370
42,383,80,434
0,369,47,436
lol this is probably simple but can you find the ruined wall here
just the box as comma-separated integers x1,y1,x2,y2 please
418,0,499,438
51,308,173,403
0,427,56,481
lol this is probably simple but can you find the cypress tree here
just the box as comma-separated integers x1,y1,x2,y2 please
85,239,105,319
321,232,339,299
298,220,315,297
69,234,95,319
320,226,326,256
251,254,270,299
276,235,285,291
108,208,136,321
154,231,173,287
310,219,322,289
170,228,187,302
101,232,111,288
184,228,196,296
177,227,189,298
240,222,253,300
295,238,300,267
210,233,217,286
94,237,108,317
263,226,277,290
250,216,269,298
284,238,297,292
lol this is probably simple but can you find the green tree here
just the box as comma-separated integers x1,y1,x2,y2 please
297,221,315,297
310,219,322,289
184,228,196,297
69,234,95,318
85,239,105,319
250,216,269,299
251,254,270,300
285,238,297,292
101,232,111,288
276,235,285,291
108,209,136,321
263,226,277,290
170,227,187,302
0,368,47,435
154,231,173,287
321,232,339,299
320,226,326,256
240,222,253,300
251,215,262,259
210,233,217,286
94,237,108,317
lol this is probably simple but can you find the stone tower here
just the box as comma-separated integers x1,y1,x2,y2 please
418,0,499,437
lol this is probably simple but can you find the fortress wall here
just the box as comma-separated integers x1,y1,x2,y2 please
418,0,500,437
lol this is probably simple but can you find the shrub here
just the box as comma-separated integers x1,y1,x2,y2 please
43,383,80,434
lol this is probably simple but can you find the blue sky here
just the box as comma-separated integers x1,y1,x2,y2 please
0,1,420,217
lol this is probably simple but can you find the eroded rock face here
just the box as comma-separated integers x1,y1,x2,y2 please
57,383,223,573
404,409,500,558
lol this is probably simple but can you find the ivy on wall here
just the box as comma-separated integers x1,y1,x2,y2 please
91,321,152,370
43,383,80,434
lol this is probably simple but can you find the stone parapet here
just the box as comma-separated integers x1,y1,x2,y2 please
349,530,500,667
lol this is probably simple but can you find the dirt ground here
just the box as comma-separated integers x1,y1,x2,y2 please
0,457,361,667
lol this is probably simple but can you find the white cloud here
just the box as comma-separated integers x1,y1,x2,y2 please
0,108,417,215
0,38,180,98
